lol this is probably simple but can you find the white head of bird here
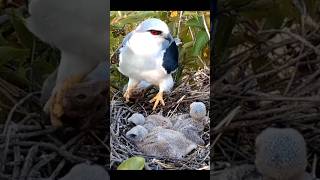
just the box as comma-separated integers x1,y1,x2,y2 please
128,18,173,55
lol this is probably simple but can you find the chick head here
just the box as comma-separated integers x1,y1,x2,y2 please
190,102,206,120
255,128,307,180
128,113,145,125
126,125,148,142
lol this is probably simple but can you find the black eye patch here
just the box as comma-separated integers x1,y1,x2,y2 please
148,30,162,35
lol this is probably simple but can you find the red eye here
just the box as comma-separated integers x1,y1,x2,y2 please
149,30,162,35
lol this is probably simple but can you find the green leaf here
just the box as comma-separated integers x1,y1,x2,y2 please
182,41,194,49
117,156,145,170
192,30,209,56
185,17,203,28
0,46,29,66
9,9,35,48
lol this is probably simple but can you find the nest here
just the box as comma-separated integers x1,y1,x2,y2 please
0,80,109,179
110,68,210,170
212,25,320,177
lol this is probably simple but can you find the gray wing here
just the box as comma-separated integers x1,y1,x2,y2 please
161,40,179,74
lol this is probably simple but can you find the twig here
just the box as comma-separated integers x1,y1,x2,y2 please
28,154,57,179
12,126,20,180
312,154,317,179
3,92,40,136
1,124,13,172
201,12,210,39
49,159,66,179
259,29,320,56
15,141,87,162
177,11,183,39
19,145,39,180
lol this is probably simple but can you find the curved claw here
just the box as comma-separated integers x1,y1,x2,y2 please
123,89,131,102
43,97,52,114
149,92,165,110
44,75,85,127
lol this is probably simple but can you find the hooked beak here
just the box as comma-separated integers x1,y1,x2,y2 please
165,33,173,42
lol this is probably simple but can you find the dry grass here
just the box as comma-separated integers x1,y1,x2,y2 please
110,68,210,170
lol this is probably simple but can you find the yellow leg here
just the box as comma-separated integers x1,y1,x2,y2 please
123,87,132,102
123,79,139,102
46,75,85,127
149,91,165,110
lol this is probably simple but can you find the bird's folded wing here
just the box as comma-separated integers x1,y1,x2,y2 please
162,42,179,74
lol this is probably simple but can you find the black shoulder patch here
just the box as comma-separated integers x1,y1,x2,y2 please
162,42,179,74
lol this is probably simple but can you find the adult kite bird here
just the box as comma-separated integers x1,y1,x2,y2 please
26,0,108,127
118,18,179,110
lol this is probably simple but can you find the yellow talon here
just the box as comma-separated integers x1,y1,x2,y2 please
149,91,165,110
123,88,131,102
46,75,85,127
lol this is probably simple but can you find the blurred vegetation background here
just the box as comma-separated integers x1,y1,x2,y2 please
0,2,59,123
110,11,210,92
215,0,320,79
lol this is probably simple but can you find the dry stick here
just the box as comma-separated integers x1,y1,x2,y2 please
27,132,86,178
290,68,320,96
177,11,183,39
12,145,21,179
216,143,231,163
49,144,80,179
236,50,313,86
90,131,110,152
295,79,320,97
0,128,57,140
219,113,320,132
218,93,320,102
3,92,40,136
167,95,185,118
19,145,39,180
202,12,210,39
238,104,310,120
13,128,57,139
211,106,241,150
189,27,195,41
0,86,17,105
17,113,40,126
28,153,56,179
1,125,12,172
312,154,318,179
283,62,298,95
260,29,320,56
199,148,210,164
0,78,22,96
110,129,124,160
16,141,86,162
12,126,21,180
16,124,50,132
49,159,66,179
